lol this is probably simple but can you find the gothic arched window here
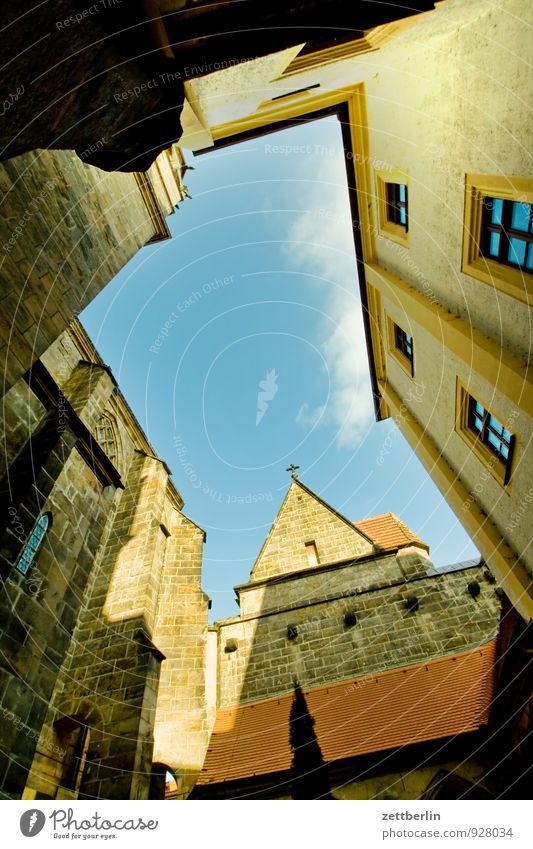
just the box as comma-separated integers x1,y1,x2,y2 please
16,512,51,576
95,414,119,467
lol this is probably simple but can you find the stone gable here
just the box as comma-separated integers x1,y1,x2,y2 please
250,480,375,582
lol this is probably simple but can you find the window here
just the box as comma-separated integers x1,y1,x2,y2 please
456,382,515,485
16,513,51,576
480,197,533,272
394,324,413,362
95,414,119,467
305,541,319,567
467,397,514,471
374,168,409,246
386,315,414,377
386,182,408,229
462,174,533,304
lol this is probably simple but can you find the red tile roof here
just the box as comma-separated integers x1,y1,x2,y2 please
198,639,497,785
354,512,429,552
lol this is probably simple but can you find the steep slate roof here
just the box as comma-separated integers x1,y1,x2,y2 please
354,512,429,553
197,638,497,786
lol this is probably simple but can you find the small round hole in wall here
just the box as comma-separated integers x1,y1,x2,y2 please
344,611,357,628
405,595,419,613
224,638,238,653
467,581,481,598
287,625,298,640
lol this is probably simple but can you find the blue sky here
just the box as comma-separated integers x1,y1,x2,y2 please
82,115,478,621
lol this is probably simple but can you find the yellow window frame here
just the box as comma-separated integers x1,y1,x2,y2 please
374,167,409,247
462,174,533,306
454,379,516,488
386,314,414,377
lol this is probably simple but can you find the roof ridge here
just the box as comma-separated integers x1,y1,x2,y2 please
392,513,423,543
353,511,394,522
352,512,428,551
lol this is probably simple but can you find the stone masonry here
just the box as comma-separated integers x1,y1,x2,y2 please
216,480,501,708
1,321,210,800
0,146,186,396
251,482,375,582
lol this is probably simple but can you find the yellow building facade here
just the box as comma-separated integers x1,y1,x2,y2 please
177,0,533,621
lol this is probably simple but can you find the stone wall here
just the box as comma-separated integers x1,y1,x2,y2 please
0,378,47,480
0,424,114,797
30,451,171,801
0,146,185,397
215,482,501,708
382,298,533,582
152,510,211,799
363,0,532,362
240,543,427,618
332,754,491,801
217,554,501,708
1,322,210,800
251,481,374,582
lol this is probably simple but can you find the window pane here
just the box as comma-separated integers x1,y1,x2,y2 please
16,514,49,575
526,244,533,271
489,415,503,435
490,198,503,225
400,207,407,225
96,415,118,464
468,393,514,470
511,202,530,233
18,550,33,575
399,184,406,202
487,431,501,451
489,232,500,256
508,237,526,266
26,540,39,558
32,525,46,545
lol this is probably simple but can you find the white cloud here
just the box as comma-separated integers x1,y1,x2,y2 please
295,401,326,430
285,150,374,447
320,310,374,446
286,157,356,296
